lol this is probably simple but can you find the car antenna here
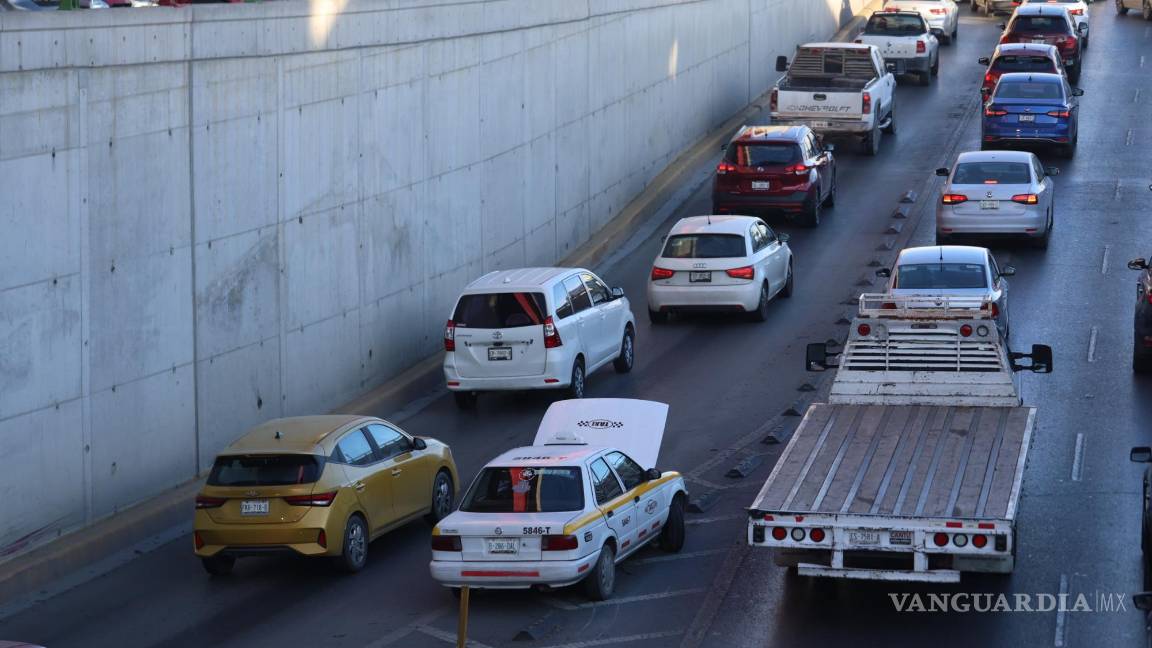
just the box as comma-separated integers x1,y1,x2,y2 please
707,214,712,225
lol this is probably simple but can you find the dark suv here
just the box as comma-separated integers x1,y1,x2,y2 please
999,5,1084,81
712,125,836,228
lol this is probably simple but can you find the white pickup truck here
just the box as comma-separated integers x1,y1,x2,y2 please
747,294,1053,582
856,11,940,86
771,43,898,156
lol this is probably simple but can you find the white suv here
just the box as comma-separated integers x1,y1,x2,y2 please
443,268,636,409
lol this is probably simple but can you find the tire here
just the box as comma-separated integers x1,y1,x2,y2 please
453,391,477,410
335,515,369,573
918,70,931,87
612,329,635,374
864,118,882,156
1135,348,1152,373
780,263,794,299
983,0,992,16
567,358,586,399
1060,141,1077,159
1144,0,1152,20
659,496,686,553
1032,230,1050,250
800,193,821,228
823,171,837,207
201,555,235,576
648,308,668,325
1082,35,1089,50
749,283,770,322
425,471,454,525
1117,0,1129,14
583,544,617,601
931,56,940,77
883,105,897,135
1067,63,1081,84
952,25,959,43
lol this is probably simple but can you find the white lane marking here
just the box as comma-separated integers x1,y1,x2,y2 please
535,630,683,648
1114,179,1123,201
1054,574,1069,646
544,588,707,611
417,624,495,648
1127,129,1136,147
1088,326,1099,363
1137,89,1143,104
629,549,728,565
686,514,743,526
1071,433,1085,482
1141,55,1147,69
1101,245,1111,274
363,606,453,648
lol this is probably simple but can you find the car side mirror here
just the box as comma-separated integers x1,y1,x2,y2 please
1134,593,1152,612
978,57,990,65
775,55,789,72
413,437,427,450
884,61,897,73
1131,447,1152,464
1000,265,1016,277
1072,88,1084,97
1129,258,1149,271
930,28,944,38
778,233,791,244
875,268,892,278
1078,23,1088,34
935,167,950,177
644,468,662,481
1045,167,1060,177
720,143,727,151
998,23,1006,31
611,286,625,299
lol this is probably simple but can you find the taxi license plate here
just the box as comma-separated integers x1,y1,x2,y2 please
848,530,880,545
240,499,269,516
1019,114,1035,123
689,272,712,283
488,347,512,361
751,181,771,191
980,200,999,210
486,538,519,554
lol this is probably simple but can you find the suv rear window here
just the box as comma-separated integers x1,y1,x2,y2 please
662,234,747,259
864,14,926,36
453,292,546,329
208,454,324,486
953,162,1031,185
728,143,800,167
460,467,584,513
992,55,1057,73
1010,16,1070,33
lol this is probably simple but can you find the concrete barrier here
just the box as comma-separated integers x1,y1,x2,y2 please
0,0,871,558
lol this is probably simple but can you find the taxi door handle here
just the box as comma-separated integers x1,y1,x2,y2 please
353,481,366,492
391,469,403,477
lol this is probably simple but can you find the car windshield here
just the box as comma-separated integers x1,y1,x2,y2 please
894,263,989,290
453,292,546,329
460,467,584,513
729,143,800,166
994,81,1063,100
662,234,746,259
992,55,1057,73
953,162,1031,184
864,15,926,36
208,454,325,486
1010,16,1071,34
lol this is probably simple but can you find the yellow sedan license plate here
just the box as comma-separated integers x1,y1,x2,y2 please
240,499,269,516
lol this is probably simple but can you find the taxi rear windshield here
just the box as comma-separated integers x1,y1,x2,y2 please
453,292,546,329
208,455,324,486
460,467,584,513
662,234,747,259
864,14,926,36
992,55,1057,72
953,162,1031,185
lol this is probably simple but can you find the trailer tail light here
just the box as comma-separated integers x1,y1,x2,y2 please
431,535,462,552
809,528,826,543
195,495,226,509
933,533,949,547
771,527,787,541
770,88,779,112
543,316,562,348
726,266,756,280
651,267,675,281
542,535,580,551
960,324,973,338
444,320,456,351
916,40,926,54
942,194,968,205
972,534,988,549
1012,194,1039,204
862,91,872,115
857,324,871,337
981,302,1000,318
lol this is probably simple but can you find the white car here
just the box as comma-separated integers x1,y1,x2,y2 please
429,399,689,600
443,268,636,409
857,11,940,85
882,0,960,44
647,215,793,323
1022,0,1090,48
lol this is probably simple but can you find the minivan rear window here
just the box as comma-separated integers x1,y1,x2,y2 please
729,143,800,167
460,467,584,513
992,55,1057,73
453,292,546,329
953,162,1031,185
208,454,324,486
662,234,747,259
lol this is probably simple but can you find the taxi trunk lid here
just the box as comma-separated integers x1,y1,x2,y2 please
444,512,580,561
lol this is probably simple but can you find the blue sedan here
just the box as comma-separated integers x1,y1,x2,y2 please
981,72,1084,159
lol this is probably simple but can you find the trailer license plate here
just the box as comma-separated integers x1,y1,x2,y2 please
848,530,880,545
240,500,269,516
689,272,712,283
890,530,913,545
980,200,999,210
751,181,771,191
486,538,519,554
488,347,512,361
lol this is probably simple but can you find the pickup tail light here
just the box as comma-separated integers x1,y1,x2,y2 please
862,91,872,115
283,492,337,507
431,535,462,552
444,320,456,351
916,40,926,54
543,316,562,348
651,267,675,281
942,194,968,205
726,266,756,280
195,495,226,509
1011,194,1039,205
542,535,580,551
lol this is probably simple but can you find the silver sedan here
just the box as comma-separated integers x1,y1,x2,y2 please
935,150,1058,250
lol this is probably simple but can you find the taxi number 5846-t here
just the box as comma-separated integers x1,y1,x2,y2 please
522,526,552,535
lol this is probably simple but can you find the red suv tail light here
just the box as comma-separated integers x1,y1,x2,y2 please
431,535,462,552
916,40,926,54
284,492,337,507
942,194,968,205
1011,194,1039,205
862,91,872,115
543,316,562,348
726,266,755,280
770,88,778,112
542,535,580,551
651,267,675,281
716,161,736,175
195,495,226,509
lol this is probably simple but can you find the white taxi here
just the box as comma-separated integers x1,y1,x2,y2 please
429,399,688,600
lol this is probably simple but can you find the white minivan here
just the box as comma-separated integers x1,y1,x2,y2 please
443,268,636,409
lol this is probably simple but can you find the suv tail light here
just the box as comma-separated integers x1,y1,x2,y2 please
431,535,462,552
916,40,926,54
942,194,968,205
651,267,675,281
284,492,337,507
543,316,562,348
862,91,872,115
195,495,226,509
983,72,994,88
444,320,456,351
726,266,755,280
784,163,810,176
542,535,580,551
1011,194,1039,205
717,161,736,175
1046,110,1071,118
769,88,778,112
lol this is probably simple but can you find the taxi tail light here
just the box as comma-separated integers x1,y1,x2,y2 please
543,316,563,348
651,267,675,281
431,535,462,552
862,91,872,115
726,266,756,280
1046,110,1070,118
444,320,456,352
942,193,968,205
770,88,779,112
1011,194,1039,205
542,535,580,551
916,40,927,54
195,495,226,509
283,492,337,507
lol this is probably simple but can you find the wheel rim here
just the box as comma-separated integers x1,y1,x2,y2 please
573,364,584,397
623,335,633,368
347,521,366,565
434,475,452,518
599,551,614,592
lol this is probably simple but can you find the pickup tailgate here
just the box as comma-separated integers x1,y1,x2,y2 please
775,89,862,121
857,36,920,61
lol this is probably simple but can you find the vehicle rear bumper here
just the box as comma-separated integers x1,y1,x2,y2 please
936,209,1048,236
713,190,811,214
770,117,872,136
888,57,933,74
982,127,1072,146
429,551,600,589
443,350,575,391
194,529,332,558
648,281,761,312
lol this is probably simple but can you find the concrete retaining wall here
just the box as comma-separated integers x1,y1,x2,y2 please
0,0,869,555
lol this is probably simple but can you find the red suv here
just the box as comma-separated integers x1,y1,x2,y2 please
711,125,836,228
999,5,1082,81
979,43,1065,98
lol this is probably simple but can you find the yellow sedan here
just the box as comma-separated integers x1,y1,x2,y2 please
194,415,458,575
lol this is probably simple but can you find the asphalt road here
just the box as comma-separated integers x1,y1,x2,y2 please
4,5,1152,648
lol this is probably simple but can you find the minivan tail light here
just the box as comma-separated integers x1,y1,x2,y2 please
283,492,337,507
1011,194,1039,205
942,194,968,205
862,91,872,115
543,316,562,348
195,495,226,509
444,320,456,352
542,535,580,551
431,535,462,552
726,266,755,280
916,40,926,54
651,267,675,281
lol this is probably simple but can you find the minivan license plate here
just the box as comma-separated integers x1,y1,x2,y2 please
848,530,880,545
488,347,512,361
486,538,519,554
751,181,771,191
689,272,712,283
240,500,269,516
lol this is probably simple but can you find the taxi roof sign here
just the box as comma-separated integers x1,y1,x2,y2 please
533,399,669,469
